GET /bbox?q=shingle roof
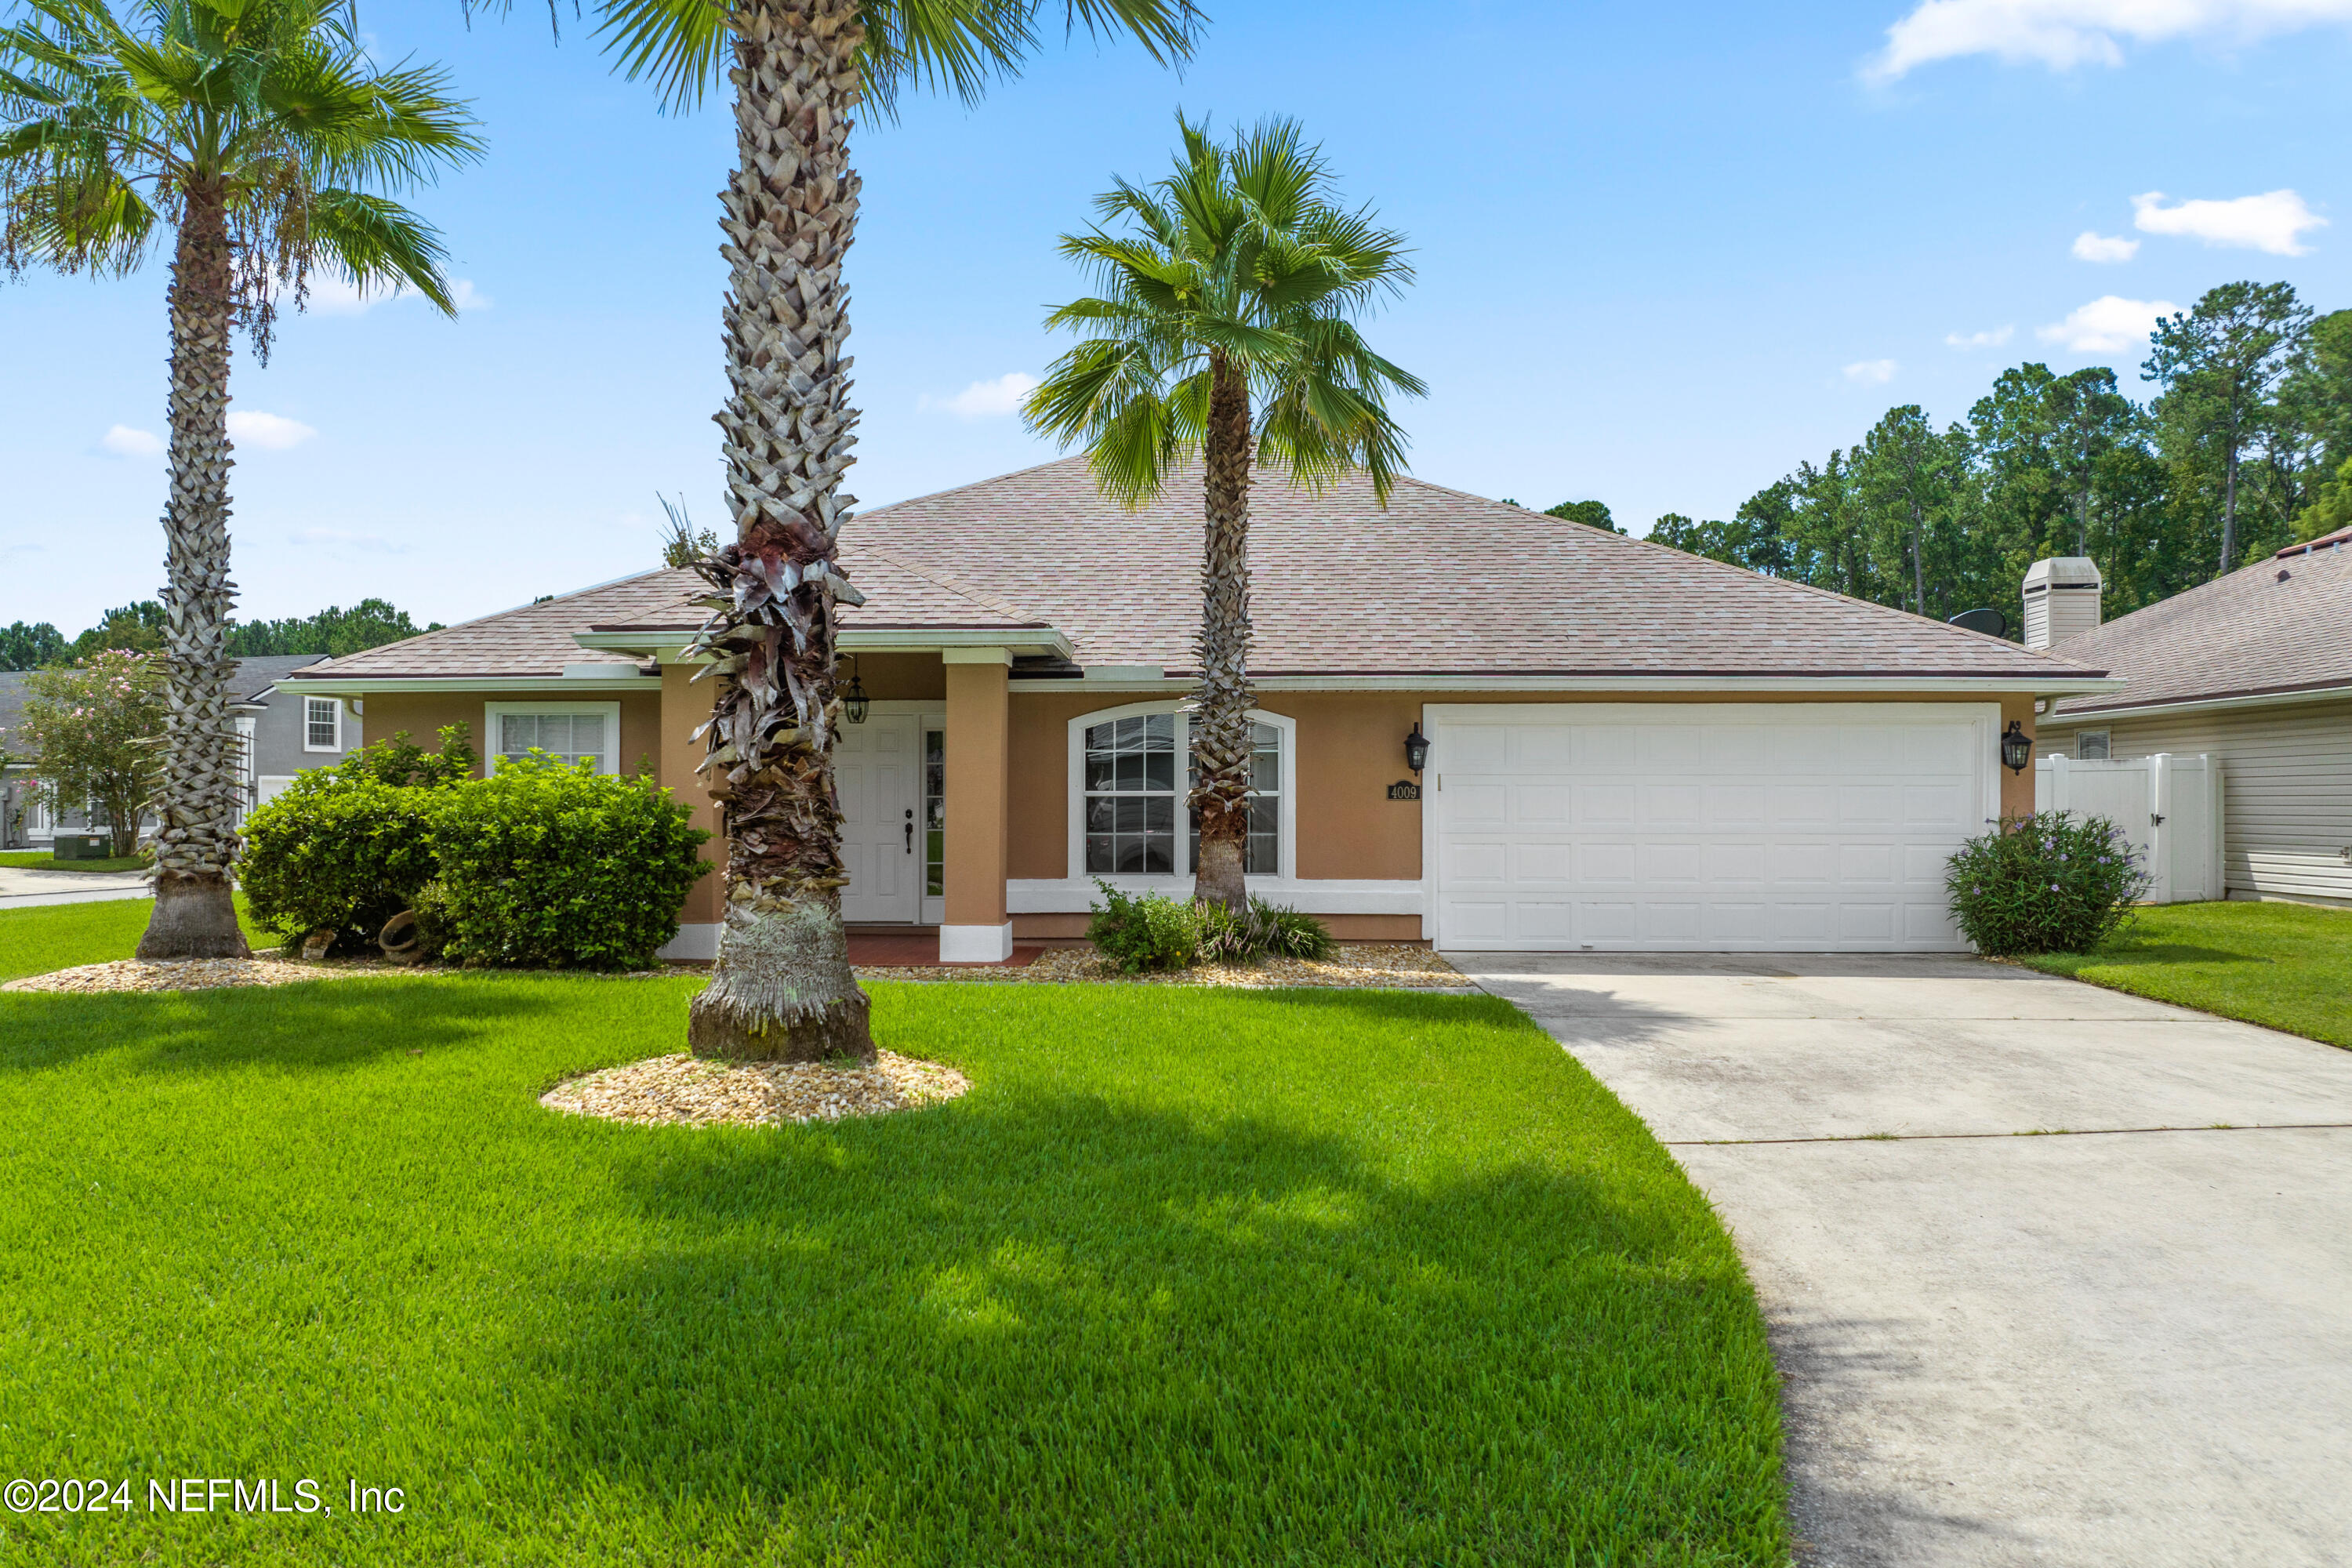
[232,655,332,702]
[296,457,2111,684]
[839,459,2103,679]
[2050,530,2352,717]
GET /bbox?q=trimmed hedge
[430,755,710,970]
[1946,811,2149,956]
[239,735,709,969]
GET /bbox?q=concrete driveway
[1457,952,2352,1568]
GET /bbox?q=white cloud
[1843,358,1899,384]
[920,371,1039,419]
[2037,294,2180,352]
[227,411,318,450]
[1867,0,2352,80]
[2073,230,2141,263]
[297,273,490,313]
[1944,325,2015,349]
[2130,188,2325,254]
[100,424,164,459]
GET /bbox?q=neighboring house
[0,655,358,849]
[232,654,364,809]
[280,459,2117,960]
[2033,526,2352,908]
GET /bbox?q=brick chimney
[2023,557,2102,649]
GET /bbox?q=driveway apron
[1459,952,2352,1568]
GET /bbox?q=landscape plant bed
[862,942,1470,989]
[2019,899,2352,1050]
[0,900,1788,1565]
[542,1049,969,1127]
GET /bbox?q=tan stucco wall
[361,690,666,778]
[1010,688,2043,883]
[658,666,726,927]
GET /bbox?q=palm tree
[2,0,481,958]
[593,0,1198,1062]
[1024,115,1423,913]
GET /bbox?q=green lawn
[2022,899,2352,1049]
[0,908,1787,1566]
[0,849,147,873]
[0,895,278,984]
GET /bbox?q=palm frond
[299,185,453,311]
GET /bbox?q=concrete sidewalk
[1458,952,2352,1568]
[0,865,152,908]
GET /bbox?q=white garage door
[1428,703,1998,952]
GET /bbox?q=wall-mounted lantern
[1999,719,2033,775]
[1403,721,1430,775]
[842,657,870,725]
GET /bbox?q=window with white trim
[303,696,340,752]
[1073,705,1290,880]
[2076,730,2110,760]
[1083,713,1178,874]
[495,710,609,771]
[1189,722,1282,875]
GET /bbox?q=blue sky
[6,0,2350,633]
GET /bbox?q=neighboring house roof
[2051,529,2352,718]
[233,654,334,702]
[291,457,2112,685]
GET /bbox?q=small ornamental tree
[1946,811,2151,956]
[13,651,167,856]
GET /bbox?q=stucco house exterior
[2032,526,2352,908]
[279,459,2117,960]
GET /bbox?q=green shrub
[1946,811,2149,956]
[237,728,477,949]
[1090,884,1338,971]
[1086,881,1202,972]
[238,773,443,947]
[1198,898,1335,963]
[429,754,710,970]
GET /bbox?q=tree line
[1642,282,2352,627]
[0,600,442,672]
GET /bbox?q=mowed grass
[2021,899,2352,1050]
[0,895,278,983]
[0,913,1788,1566]
[0,850,150,873]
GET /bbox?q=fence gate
[2034,753,2225,905]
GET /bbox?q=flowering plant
[1945,811,2149,956]
[13,652,166,856]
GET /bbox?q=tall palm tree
[593,0,1197,1062]
[1025,115,1422,913]
[1,0,481,958]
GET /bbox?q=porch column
[941,649,1012,962]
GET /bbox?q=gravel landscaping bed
[0,956,436,994]
[859,942,1469,989]
[541,1050,971,1128]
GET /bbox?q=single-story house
[2031,526,2352,908]
[279,459,2117,960]
[0,655,357,849]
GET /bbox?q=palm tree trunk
[1189,351,1254,916]
[138,183,251,960]
[684,0,873,1062]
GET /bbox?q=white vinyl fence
[2034,753,2225,905]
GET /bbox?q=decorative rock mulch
[855,942,1471,990]
[1,956,434,994]
[540,1051,970,1128]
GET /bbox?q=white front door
[1429,703,1996,952]
[837,713,920,924]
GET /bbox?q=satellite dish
[1947,607,2009,640]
